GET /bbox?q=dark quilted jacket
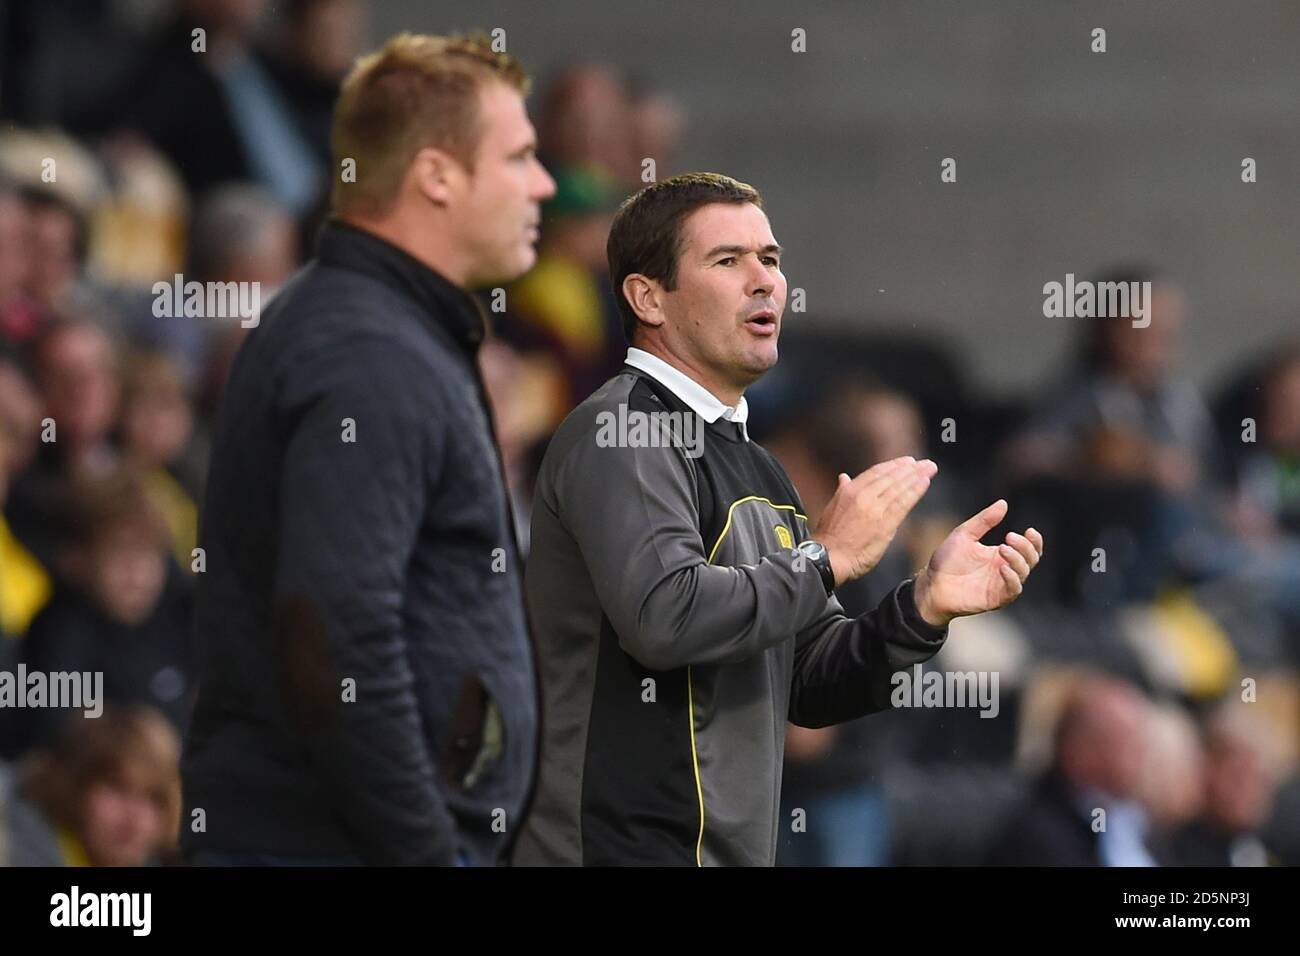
[181,220,537,866]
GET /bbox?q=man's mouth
[744,310,777,336]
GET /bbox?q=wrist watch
[795,540,836,596]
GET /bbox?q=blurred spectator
[1113,344,1300,676]
[0,347,51,642]
[1008,270,1209,491]
[1210,347,1300,652]
[537,67,684,190]
[502,165,625,413]
[1003,269,1218,605]
[1227,346,1300,538]
[1138,702,1206,864]
[0,757,61,865]
[6,318,121,572]
[0,129,195,368]
[133,182,296,380]
[262,0,369,166]
[537,65,633,183]
[1166,704,1281,865]
[89,134,190,293]
[15,705,181,866]
[478,338,566,554]
[22,189,88,318]
[188,183,298,298]
[0,1,160,130]
[26,319,118,475]
[0,183,38,344]
[93,0,324,215]
[118,350,201,570]
[260,0,368,242]
[174,184,297,472]
[0,129,119,345]
[13,470,194,756]
[625,78,686,187]
[0,345,52,760]
[990,675,1154,865]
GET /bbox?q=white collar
[624,347,749,441]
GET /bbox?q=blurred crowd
[0,0,1296,867]
[765,283,1300,866]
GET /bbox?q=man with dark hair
[514,172,1043,866]
[604,171,761,343]
[181,33,555,867]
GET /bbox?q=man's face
[656,201,786,393]
[456,82,556,288]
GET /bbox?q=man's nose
[533,160,557,200]
[747,260,774,297]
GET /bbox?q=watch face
[798,541,826,560]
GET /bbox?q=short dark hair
[607,172,763,342]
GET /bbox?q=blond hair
[332,32,530,216]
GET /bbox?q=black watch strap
[797,540,836,597]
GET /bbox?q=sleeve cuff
[898,577,949,641]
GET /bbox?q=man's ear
[409,146,466,207]
[623,274,666,330]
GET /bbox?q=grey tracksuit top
[513,357,951,866]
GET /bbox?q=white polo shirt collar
[624,347,749,441]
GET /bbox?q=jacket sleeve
[548,417,832,672]
[270,336,458,865]
[787,578,949,728]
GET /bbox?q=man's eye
[718,257,736,266]
[761,256,779,266]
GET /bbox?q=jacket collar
[314,218,486,354]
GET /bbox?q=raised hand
[813,456,938,587]
[912,499,1043,627]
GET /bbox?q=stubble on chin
[734,342,779,383]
